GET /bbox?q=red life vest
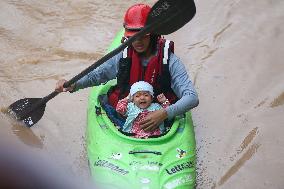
[108,37,178,108]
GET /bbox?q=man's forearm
[165,94,199,119]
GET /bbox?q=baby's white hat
[130,81,154,97]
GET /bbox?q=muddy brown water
[1,0,284,188]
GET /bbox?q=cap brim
[124,29,150,37]
[124,29,138,37]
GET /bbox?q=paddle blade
[147,0,196,35]
[8,98,46,127]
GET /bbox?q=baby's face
[132,91,153,109]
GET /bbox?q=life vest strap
[163,40,171,65]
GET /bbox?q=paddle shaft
[63,23,160,88]
[18,13,163,119]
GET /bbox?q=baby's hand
[157,93,167,103]
[123,93,131,102]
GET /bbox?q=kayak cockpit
[97,94,174,139]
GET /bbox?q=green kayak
[86,30,196,189]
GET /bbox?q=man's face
[131,34,151,53]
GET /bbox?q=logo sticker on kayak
[164,174,193,189]
[140,178,151,184]
[166,161,194,175]
[94,159,129,175]
[110,153,122,160]
[176,148,187,159]
[130,161,163,172]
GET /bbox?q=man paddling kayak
[56,3,199,132]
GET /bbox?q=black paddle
[8,0,196,127]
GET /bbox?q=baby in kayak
[116,81,170,138]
